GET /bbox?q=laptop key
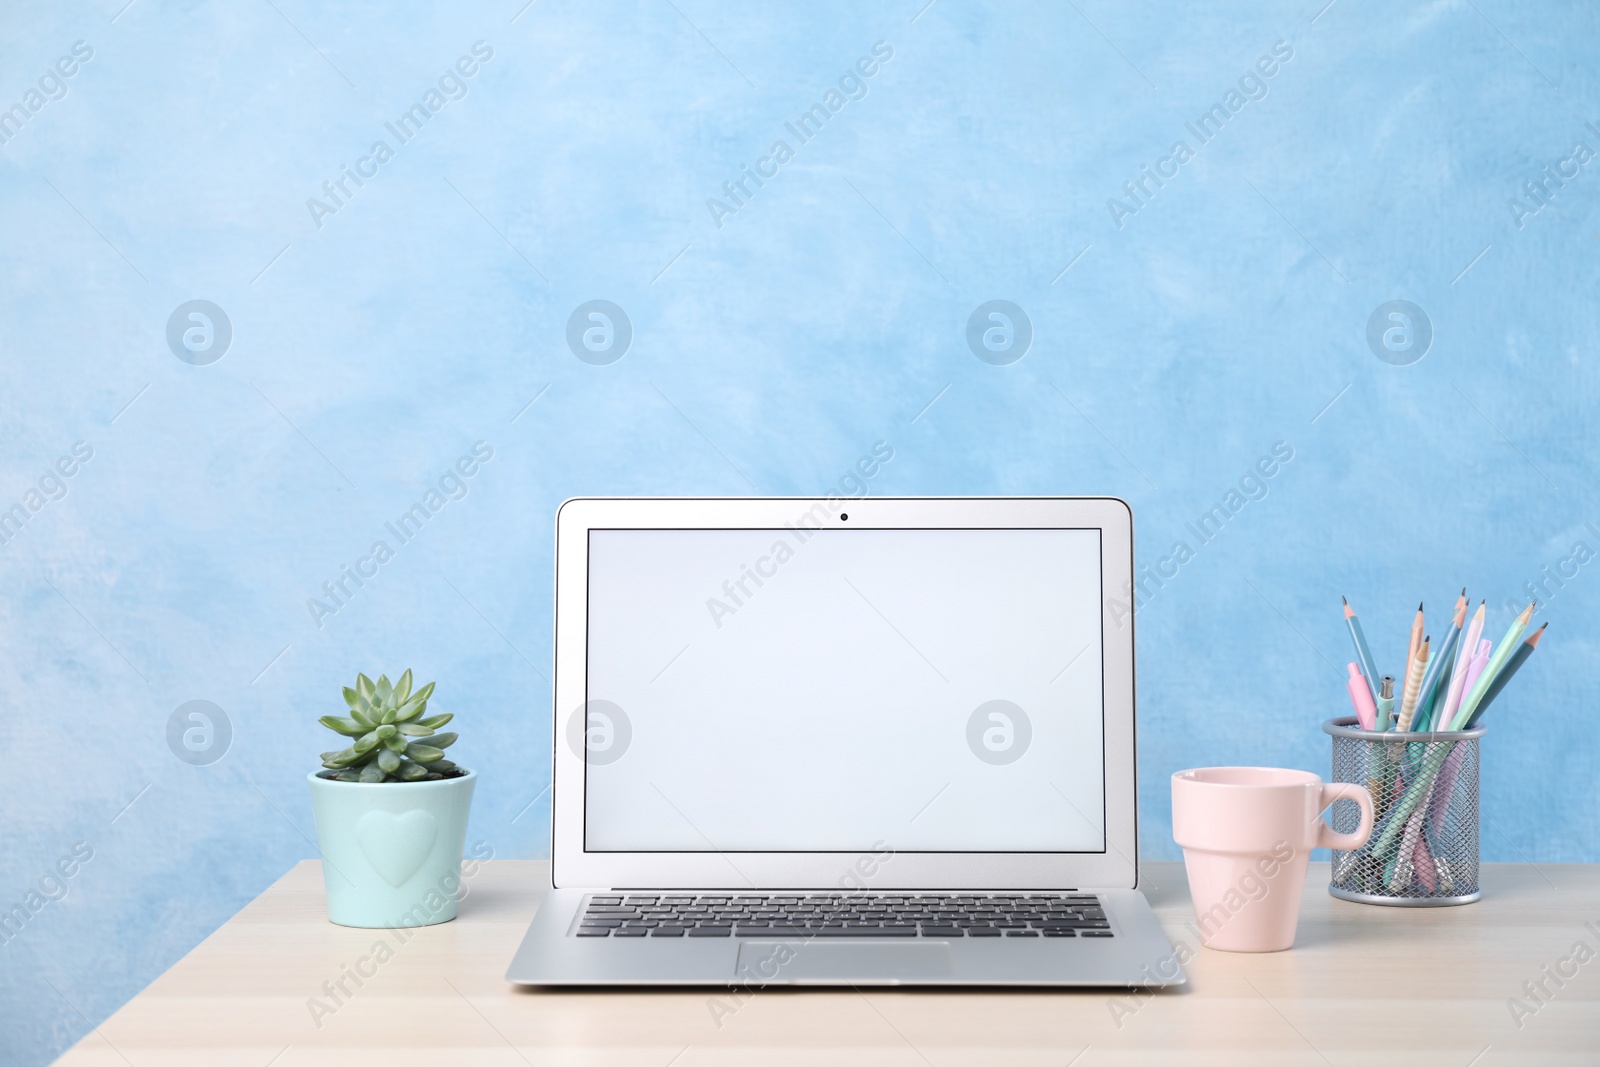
[807,926,918,937]
[1005,930,1040,937]
[967,928,1002,937]
[613,928,648,937]
[1081,930,1115,938]
[580,919,624,928]
[650,928,686,936]
[688,927,731,937]
[1042,929,1077,937]
[576,928,611,937]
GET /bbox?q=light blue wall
[3,0,1597,1062]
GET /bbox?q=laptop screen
[581,527,1106,854]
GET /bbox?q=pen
[1347,663,1378,731]
[1375,674,1395,731]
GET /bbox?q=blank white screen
[583,528,1106,853]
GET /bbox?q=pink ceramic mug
[1172,767,1373,952]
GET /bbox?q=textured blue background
[3,0,1598,1062]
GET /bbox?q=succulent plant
[318,670,461,783]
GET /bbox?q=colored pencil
[1405,602,1424,688]
[1342,597,1382,703]
[1436,601,1485,730]
[1451,602,1535,730]
[1464,620,1546,729]
[1418,592,1466,730]
[1395,636,1431,731]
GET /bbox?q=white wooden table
[57,860,1600,1065]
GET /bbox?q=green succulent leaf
[353,732,381,754]
[397,759,428,781]
[406,743,445,763]
[397,722,433,736]
[374,724,396,740]
[395,695,427,723]
[318,715,366,737]
[325,746,361,767]
[350,692,376,724]
[384,734,408,753]
[336,770,360,782]
[377,747,400,774]
[430,759,456,774]
[342,686,361,710]
[357,673,375,700]
[375,674,392,702]
[411,681,435,705]
[417,712,453,730]
[416,732,458,750]
[359,763,385,783]
[394,669,412,705]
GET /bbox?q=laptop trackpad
[736,941,953,981]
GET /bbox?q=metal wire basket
[1324,716,1484,906]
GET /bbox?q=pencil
[1405,601,1424,687]
[1463,616,1544,729]
[1451,601,1535,731]
[1436,601,1485,730]
[1395,636,1431,731]
[1342,597,1382,704]
[1418,591,1466,730]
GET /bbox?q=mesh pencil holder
[1323,716,1484,906]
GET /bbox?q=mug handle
[1316,782,1374,850]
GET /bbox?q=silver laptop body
[507,496,1184,987]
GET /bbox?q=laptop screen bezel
[550,496,1138,890]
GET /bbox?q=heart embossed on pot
[355,810,438,887]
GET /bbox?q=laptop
[507,496,1184,987]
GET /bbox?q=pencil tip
[1418,602,1424,611]
[1341,595,1348,605]
[1529,623,1548,646]
[1461,587,1467,596]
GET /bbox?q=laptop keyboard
[575,893,1111,938]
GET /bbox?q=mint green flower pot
[307,769,476,928]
